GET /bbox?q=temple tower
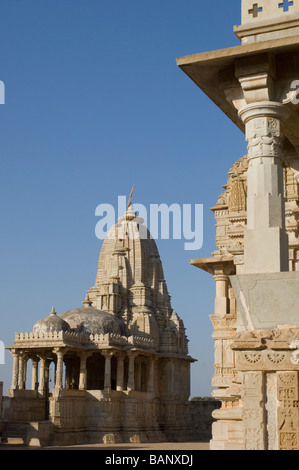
[5,204,195,446]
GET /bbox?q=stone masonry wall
[189,400,221,441]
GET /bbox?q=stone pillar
[11,350,19,390]
[38,356,46,394]
[243,371,266,450]
[31,357,39,390]
[18,354,25,389]
[64,358,72,389]
[102,351,113,391]
[127,352,135,392]
[116,353,125,391]
[238,102,290,273]
[54,349,64,389]
[277,371,299,451]
[45,359,50,393]
[79,353,89,391]
[148,357,155,393]
[214,274,229,316]
[135,359,142,391]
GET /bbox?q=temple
[4,204,195,446]
[178,0,299,451]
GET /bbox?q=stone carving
[228,180,246,212]
[244,352,262,364]
[242,372,265,450]
[277,372,299,450]
[291,341,299,365]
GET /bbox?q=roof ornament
[83,294,93,308]
[50,306,57,316]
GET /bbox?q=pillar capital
[53,347,65,358]
[238,101,291,126]
[213,274,230,283]
[101,349,115,359]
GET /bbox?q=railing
[13,331,155,350]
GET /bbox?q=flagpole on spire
[127,183,135,209]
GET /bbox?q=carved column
[79,352,89,391]
[54,349,64,389]
[38,356,46,394]
[135,358,142,391]
[214,274,229,316]
[147,357,156,393]
[127,352,136,392]
[238,102,290,273]
[31,357,39,390]
[102,350,113,391]
[11,350,19,390]
[243,371,266,450]
[18,353,25,390]
[116,353,125,391]
[45,359,50,393]
[277,371,299,450]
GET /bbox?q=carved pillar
[38,356,46,394]
[45,359,50,393]
[116,353,125,391]
[31,357,39,390]
[135,358,142,391]
[214,274,229,316]
[102,350,113,391]
[79,352,89,391]
[243,371,266,450]
[64,358,72,389]
[148,357,156,393]
[277,371,299,450]
[11,350,19,390]
[18,353,25,390]
[54,349,64,389]
[127,352,136,392]
[238,102,290,273]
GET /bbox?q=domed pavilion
[6,204,195,446]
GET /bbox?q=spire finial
[127,183,135,209]
[83,294,93,307]
[50,306,56,315]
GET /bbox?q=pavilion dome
[32,307,71,334]
[58,305,127,336]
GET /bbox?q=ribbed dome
[33,307,71,334]
[59,306,127,336]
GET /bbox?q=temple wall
[189,400,221,441]
[7,390,46,422]
[1,389,219,446]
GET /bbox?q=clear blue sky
[0,0,246,397]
